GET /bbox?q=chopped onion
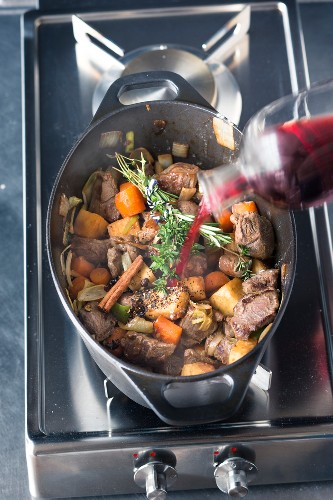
[82,171,98,208]
[59,193,70,217]
[65,250,73,288]
[99,130,122,148]
[157,153,173,168]
[191,302,213,331]
[206,332,224,357]
[213,117,235,151]
[121,251,132,271]
[119,317,154,334]
[77,284,106,302]
[172,142,189,158]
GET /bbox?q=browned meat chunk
[161,353,185,376]
[219,252,251,278]
[242,269,279,294]
[177,200,199,216]
[231,211,275,260]
[155,162,199,195]
[138,217,160,244]
[107,247,123,278]
[89,170,120,222]
[205,331,236,364]
[183,253,207,278]
[184,346,220,368]
[71,235,113,265]
[180,302,217,347]
[121,332,176,369]
[79,302,116,342]
[227,289,280,340]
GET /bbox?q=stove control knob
[214,457,257,498]
[134,461,177,500]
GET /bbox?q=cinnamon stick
[98,255,144,313]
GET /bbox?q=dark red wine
[248,115,333,209]
[176,199,210,277]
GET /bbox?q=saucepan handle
[91,70,215,124]
[122,361,258,426]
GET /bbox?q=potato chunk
[181,362,216,376]
[209,278,244,316]
[143,287,190,321]
[228,338,257,364]
[129,263,156,291]
[182,276,206,301]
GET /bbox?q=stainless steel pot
[47,71,296,426]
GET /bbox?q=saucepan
[47,71,296,426]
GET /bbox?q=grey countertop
[1,2,333,499]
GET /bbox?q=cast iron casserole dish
[47,71,296,426]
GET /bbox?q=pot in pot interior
[47,71,296,426]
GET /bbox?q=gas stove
[24,1,333,499]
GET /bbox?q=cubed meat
[205,331,236,364]
[242,269,279,294]
[107,247,123,278]
[71,235,113,265]
[79,302,116,342]
[227,288,280,340]
[177,200,199,216]
[230,211,275,260]
[183,253,207,278]
[155,162,199,195]
[121,331,176,369]
[138,217,160,244]
[89,170,120,222]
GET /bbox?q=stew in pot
[59,145,281,377]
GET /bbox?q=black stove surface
[24,1,333,498]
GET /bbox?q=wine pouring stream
[178,80,333,275]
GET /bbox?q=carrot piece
[218,208,234,232]
[232,201,258,214]
[115,183,146,217]
[69,275,86,300]
[73,208,109,238]
[71,255,95,278]
[90,267,112,285]
[204,271,230,295]
[119,182,133,192]
[154,315,183,345]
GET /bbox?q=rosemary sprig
[233,244,253,280]
[113,153,250,286]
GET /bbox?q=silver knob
[214,457,257,498]
[134,462,177,500]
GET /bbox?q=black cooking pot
[47,71,296,426]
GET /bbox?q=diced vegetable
[59,193,70,217]
[228,338,257,364]
[182,276,206,301]
[99,130,122,148]
[115,183,146,217]
[144,288,190,321]
[213,117,235,150]
[125,131,134,153]
[81,172,98,208]
[154,315,183,345]
[129,262,156,291]
[110,302,130,324]
[204,271,230,295]
[157,153,173,168]
[119,316,154,334]
[103,327,127,357]
[218,208,234,232]
[209,278,244,316]
[90,267,111,285]
[77,284,106,302]
[69,276,87,300]
[107,215,140,237]
[232,201,258,214]
[181,362,215,376]
[190,302,214,331]
[71,255,95,278]
[154,161,163,175]
[172,142,189,158]
[73,208,109,238]
[258,323,273,342]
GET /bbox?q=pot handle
[92,70,215,124]
[121,364,255,426]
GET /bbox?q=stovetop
[23,1,333,498]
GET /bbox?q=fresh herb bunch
[113,153,252,288]
[234,244,253,280]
